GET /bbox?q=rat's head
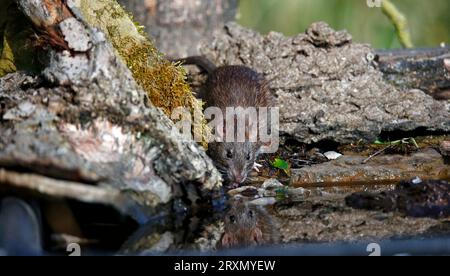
[208,141,260,188]
[221,200,263,248]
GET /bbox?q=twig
[381,0,414,48]
[362,145,393,164]
[0,168,125,209]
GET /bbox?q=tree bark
[376,47,450,100]
[197,22,450,144]
[119,1,449,100]
[0,0,222,224]
[118,0,238,57]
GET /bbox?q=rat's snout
[231,169,247,184]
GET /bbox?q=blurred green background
[237,0,450,48]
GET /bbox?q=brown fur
[205,66,274,187]
[204,65,273,110]
[174,56,274,187]
[221,200,279,248]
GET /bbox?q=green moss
[76,0,209,147]
[0,0,44,77]
[0,32,16,76]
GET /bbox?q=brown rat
[175,56,274,188]
[221,200,279,248]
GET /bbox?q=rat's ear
[259,139,273,148]
[221,233,236,248]
[259,138,279,154]
[250,227,263,245]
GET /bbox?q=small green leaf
[375,139,403,146]
[272,158,289,170]
[374,140,385,145]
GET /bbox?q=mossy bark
[72,0,205,138]
[1,0,222,223]
[1,0,207,146]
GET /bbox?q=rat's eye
[248,210,254,218]
[226,150,233,159]
[229,215,236,223]
[246,153,251,160]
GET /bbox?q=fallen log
[376,47,450,100]
[119,1,450,101]
[0,0,222,224]
[196,22,450,144]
